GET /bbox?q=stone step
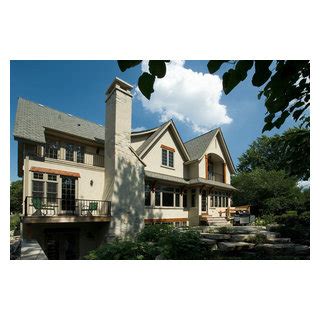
[267,238,291,244]
[201,233,231,240]
[218,241,255,252]
[255,243,310,255]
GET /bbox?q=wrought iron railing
[24,196,111,217]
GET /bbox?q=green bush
[10,214,20,233]
[85,226,211,260]
[136,224,173,242]
[253,233,268,244]
[274,211,310,245]
[85,239,158,260]
[158,229,210,260]
[253,214,276,226]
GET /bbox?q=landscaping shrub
[85,239,158,260]
[10,214,20,234]
[85,226,211,260]
[158,229,210,260]
[136,224,173,242]
[252,233,268,244]
[252,214,276,226]
[273,211,310,245]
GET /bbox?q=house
[13,77,236,259]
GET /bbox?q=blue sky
[10,60,297,181]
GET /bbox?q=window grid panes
[168,151,174,167]
[32,181,44,199]
[45,141,59,159]
[33,172,43,180]
[48,174,57,181]
[162,149,167,166]
[65,144,74,161]
[76,146,85,163]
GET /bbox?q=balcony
[23,196,111,223]
[208,172,224,183]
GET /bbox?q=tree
[238,127,310,180]
[10,180,23,214]
[232,169,305,215]
[117,60,310,132]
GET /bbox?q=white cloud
[135,60,232,133]
[132,126,146,132]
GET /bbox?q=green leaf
[235,60,254,81]
[138,72,155,100]
[262,121,275,132]
[207,60,228,74]
[274,111,290,129]
[222,69,242,95]
[149,60,168,78]
[252,60,273,87]
[117,60,142,72]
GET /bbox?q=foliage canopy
[117,60,310,132]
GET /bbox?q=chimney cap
[106,77,133,95]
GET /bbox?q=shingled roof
[14,98,106,144]
[184,129,218,161]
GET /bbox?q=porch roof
[188,178,237,191]
[145,170,189,185]
[144,170,237,191]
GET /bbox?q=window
[155,188,161,206]
[48,174,57,181]
[76,146,85,163]
[175,192,180,207]
[161,148,174,168]
[65,143,74,161]
[33,172,43,180]
[191,189,196,207]
[183,191,187,208]
[32,180,44,199]
[162,149,167,166]
[208,162,214,180]
[162,187,174,207]
[47,182,57,204]
[210,195,213,207]
[45,141,59,159]
[145,184,151,206]
[168,151,174,167]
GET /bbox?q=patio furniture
[81,202,98,216]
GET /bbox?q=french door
[61,177,76,213]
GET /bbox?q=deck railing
[24,196,111,217]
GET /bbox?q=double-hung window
[161,147,174,168]
[32,173,44,199]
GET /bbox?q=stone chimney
[104,78,145,238]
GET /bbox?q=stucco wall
[198,136,231,184]
[142,128,185,178]
[145,207,188,219]
[131,133,150,151]
[25,158,105,200]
